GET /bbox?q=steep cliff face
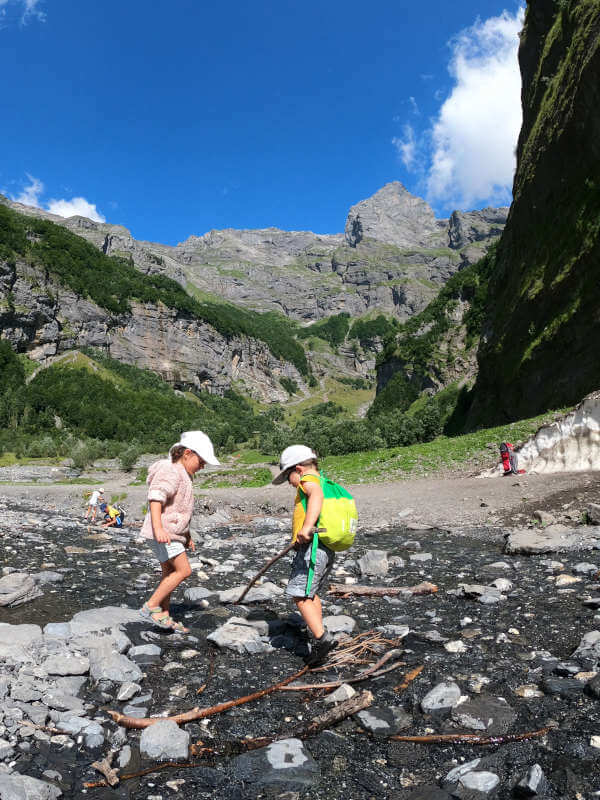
[467,0,600,423]
[0,256,303,403]
[2,184,506,324]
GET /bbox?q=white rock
[323,684,356,705]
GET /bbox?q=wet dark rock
[355,705,412,737]
[585,673,600,698]
[406,788,453,800]
[232,738,319,789]
[450,695,516,734]
[541,677,585,697]
[571,630,600,669]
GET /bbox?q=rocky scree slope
[466,0,600,425]
[3,182,507,324]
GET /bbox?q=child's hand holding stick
[234,527,326,605]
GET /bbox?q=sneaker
[307,632,338,666]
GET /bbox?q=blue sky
[2,0,523,244]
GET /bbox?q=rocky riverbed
[2,494,600,799]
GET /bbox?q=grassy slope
[321,407,568,484]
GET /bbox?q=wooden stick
[389,727,551,745]
[83,760,215,788]
[328,581,438,597]
[394,664,424,692]
[280,648,404,691]
[234,527,326,604]
[106,664,309,729]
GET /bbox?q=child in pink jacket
[140,431,219,632]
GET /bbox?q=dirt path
[2,469,599,530]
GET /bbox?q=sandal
[139,603,173,629]
[166,618,189,634]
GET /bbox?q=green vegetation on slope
[297,313,351,348]
[0,343,275,463]
[0,203,308,375]
[466,0,600,424]
[370,246,497,418]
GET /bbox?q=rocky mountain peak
[344,181,447,249]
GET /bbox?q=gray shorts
[286,542,335,599]
[150,539,186,563]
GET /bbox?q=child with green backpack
[273,445,358,665]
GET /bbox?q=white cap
[99,488,105,493]
[272,444,317,485]
[172,431,220,466]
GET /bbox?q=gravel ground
[2,472,600,799]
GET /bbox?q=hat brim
[271,467,291,485]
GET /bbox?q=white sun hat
[99,488,105,493]
[173,430,220,466]
[272,444,317,485]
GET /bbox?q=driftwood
[106,664,309,729]
[91,751,119,787]
[390,726,552,746]
[328,581,438,598]
[280,648,404,691]
[234,527,326,605]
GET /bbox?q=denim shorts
[150,539,186,563]
[286,541,335,599]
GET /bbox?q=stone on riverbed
[504,524,600,554]
[139,719,190,760]
[207,619,272,654]
[420,681,462,713]
[0,623,43,663]
[42,655,90,676]
[0,773,62,799]
[68,606,141,636]
[358,550,389,577]
[232,737,319,789]
[88,641,143,683]
[0,573,43,608]
[571,630,600,670]
[323,615,356,635]
[217,582,283,604]
[183,586,215,605]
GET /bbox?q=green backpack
[300,472,358,596]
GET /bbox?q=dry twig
[106,664,309,729]
[390,727,552,746]
[196,651,216,695]
[280,647,404,691]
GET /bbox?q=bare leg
[294,595,324,639]
[146,552,192,611]
[157,561,175,613]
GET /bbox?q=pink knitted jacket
[140,459,194,544]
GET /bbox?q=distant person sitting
[84,488,105,522]
[100,503,124,528]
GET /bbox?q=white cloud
[47,197,106,222]
[392,125,417,170]
[13,173,44,206]
[0,0,45,24]
[10,174,106,223]
[426,8,525,210]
